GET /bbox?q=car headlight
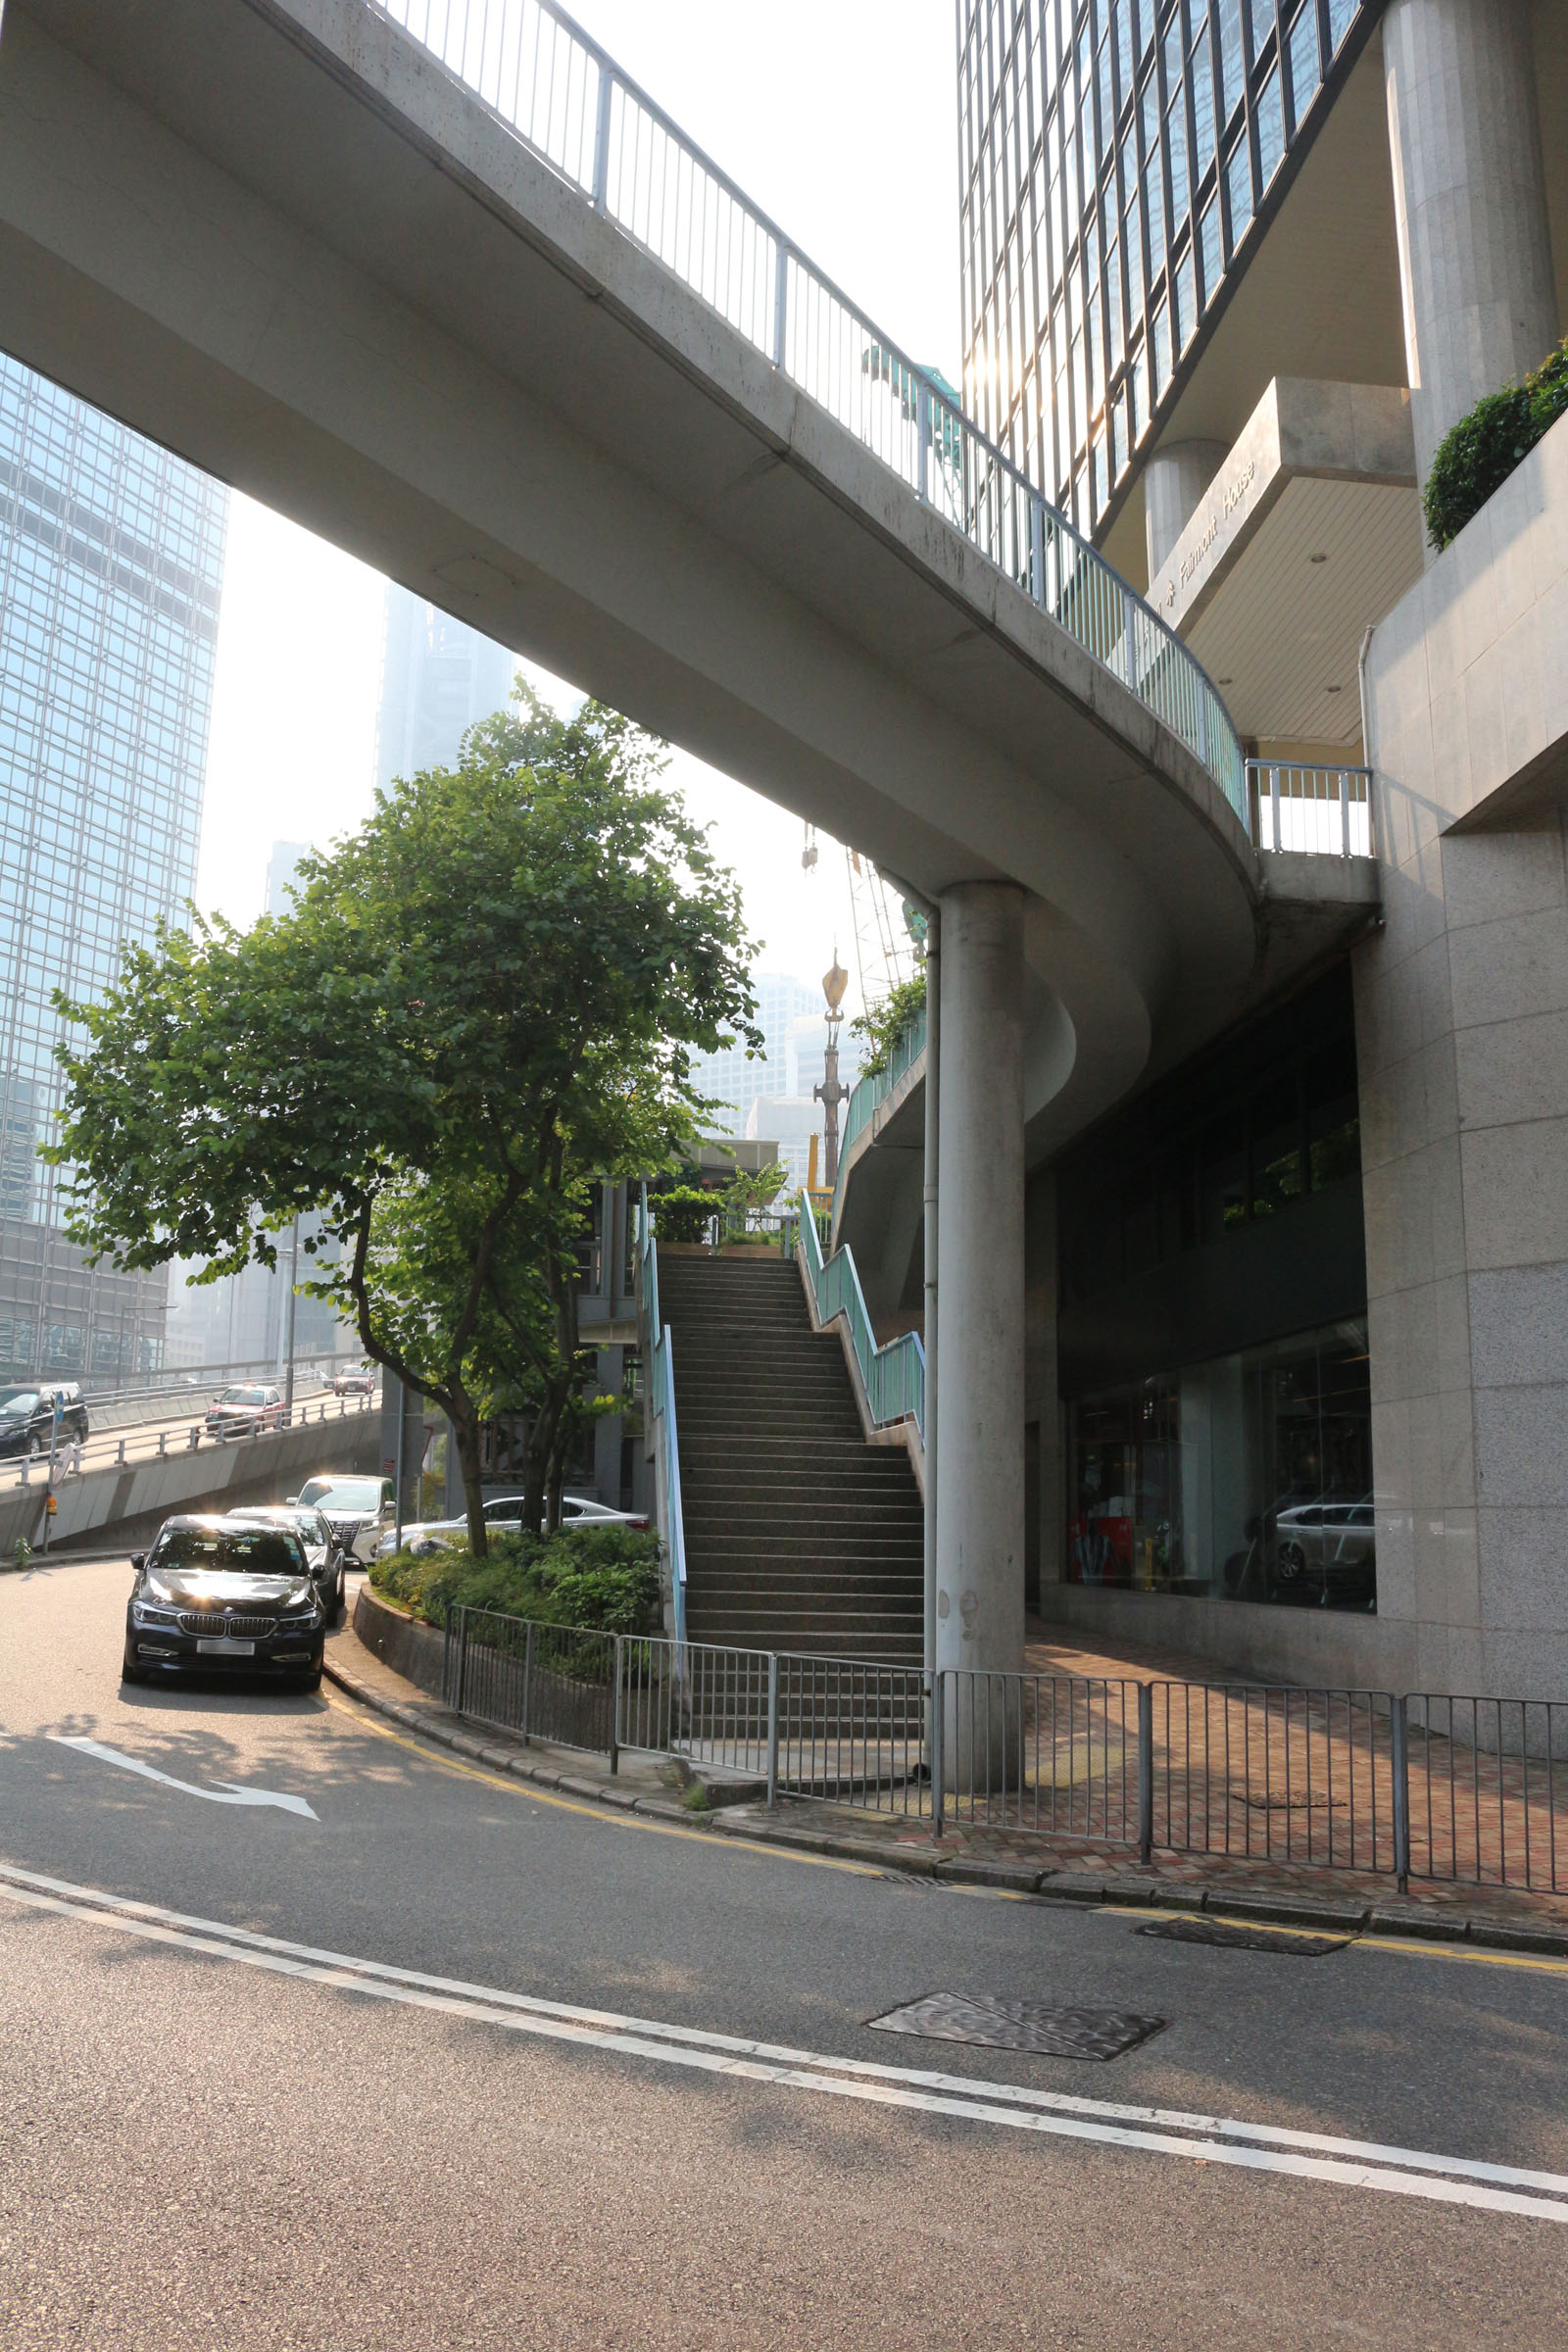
[131,1598,179,1628]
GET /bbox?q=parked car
[289,1473,395,1563]
[227,1503,347,1619]
[122,1514,326,1689]
[1271,1497,1377,1608]
[330,1365,376,1397]
[373,1492,650,1558]
[205,1383,284,1439]
[0,1382,89,1461]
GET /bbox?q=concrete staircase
[658,1251,924,1664]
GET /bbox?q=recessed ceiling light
[1310,552,1329,564]
[1218,675,1234,684]
[1326,683,1343,694]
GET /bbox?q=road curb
[320,1655,1568,1955]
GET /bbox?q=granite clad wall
[1358,408,1568,1697]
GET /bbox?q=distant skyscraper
[0,357,226,1382]
[689,971,826,1140]
[373,583,515,793]
[265,839,311,919]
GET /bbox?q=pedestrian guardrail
[366,0,1247,826]
[635,1185,689,1649]
[798,1186,924,1442]
[438,1602,1568,1896]
[1248,760,1373,858]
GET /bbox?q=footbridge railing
[368,0,1247,825]
[797,1187,924,1445]
[834,999,926,1234]
[635,1185,688,1649]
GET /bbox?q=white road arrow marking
[48,1736,318,1819]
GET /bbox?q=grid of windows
[0,357,226,1380]
[957,0,1372,542]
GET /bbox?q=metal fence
[798,1186,924,1441]
[437,1604,1568,1896]
[933,1673,1143,1844]
[1248,760,1373,858]
[839,1000,928,1172]
[366,0,1247,826]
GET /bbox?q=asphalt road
[3,1558,1566,2350]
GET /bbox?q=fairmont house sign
[1155,456,1256,618]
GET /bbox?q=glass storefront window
[1066,1320,1374,1611]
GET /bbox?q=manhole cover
[866,1991,1165,2060]
[1136,1916,1348,1957]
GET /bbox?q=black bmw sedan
[122,1516,327,1690]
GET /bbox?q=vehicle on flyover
[205,1382,285,1438]
[373,1492,650,1558]
[122,1514,327,1689]
[227,1502,348,1620]
[0,1382,90,1460]
[289,1473,395,1564]
[330,1364,376,1397]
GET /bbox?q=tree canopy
[49,689,759,1547]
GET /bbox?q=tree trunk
[449,1394,489,1557]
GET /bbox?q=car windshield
[298,1478,381,1512]
[232,1508,323,1541]
[151,1530,304,1575]
[0,1391,38,1413]
[219,1387,268,1404]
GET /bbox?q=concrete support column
[934,883,1026,1744]
[1384,0,1558,497]
[1144,440,1228,577]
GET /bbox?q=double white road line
[2,1857,1564,2224]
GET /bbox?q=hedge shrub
[1423,334,1568,554]
[370,1523,662,1632]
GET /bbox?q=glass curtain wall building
[957,0,1373,544]
[373,583,515,794]
[0,358,226,1383]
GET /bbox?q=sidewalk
[323,1611,1568,1955]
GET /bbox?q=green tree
[48,690,758,1551]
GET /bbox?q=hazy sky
[197,0,961,1017]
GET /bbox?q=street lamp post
[813,954,851,1189]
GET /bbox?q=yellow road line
[321,1690,879,1878]
[1103,1899,1568,1974]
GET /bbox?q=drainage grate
[1136,1916,1349,1957]
[866,1991,1165,2060]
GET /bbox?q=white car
[289,1473,395,1563]
[374,1493,650,1558]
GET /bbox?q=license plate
[197,1637,256,1656]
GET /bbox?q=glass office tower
[956,0,1374,541]
[0,357,226,1381]
[373,583,515,796]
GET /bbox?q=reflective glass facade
[0,358,225,1380]
[373,583,515,798]
[957,0,1374,540]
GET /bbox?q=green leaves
[1423,332,1568,553]
[50,681,759,1543]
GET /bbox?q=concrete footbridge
[0,0,1376,1673]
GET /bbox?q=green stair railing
[798,1188,924,1443]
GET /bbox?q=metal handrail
[1247,760,1374,858]
[635,1184,687,1649]
[366,0,1247,824]
[834,999,927,1229]
[798,1186,924,1443]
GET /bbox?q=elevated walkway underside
[0,0,1366,1169]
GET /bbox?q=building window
[1065,1322,1374,1609]
[1199,197,1223,305]
[1225,136,1253,249]
[1255,66,1285,183]
[1286,2,1320,127]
